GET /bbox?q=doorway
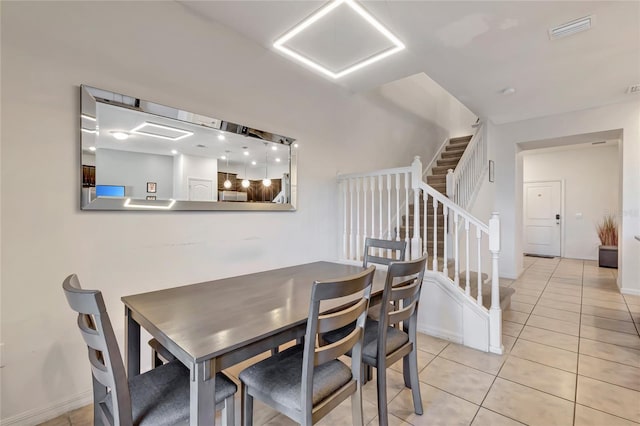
[188,177,214,201]
[523,181,562,257]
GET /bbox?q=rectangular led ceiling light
[124,198,177,210]
[549,16,593,40]
[130,122,193,141]
[273,0,405,79]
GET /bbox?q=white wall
[173,154,219,201]
[523,144,620,260]
[0,2,476,423]
[490,100,639,293]
[374,72,478,143]
[97,149,174,199]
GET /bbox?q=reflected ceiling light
[262,142,271,187]
[273,0,405,79]
[251,160,257,165]
[293,143,299,148]
[242,150,251,188]
[218,134,225,141]
[89,146,97,152]
[130,122,193,141]
[123,198,176,209]
[81,127,99,134]
[223,151,232,189]
[171,149,178,154]
[271,145,278,151]
[275,158,281,162]
[221,155,227,160]
[81,114,97,121]
[110,131,130,141]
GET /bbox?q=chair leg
[407,349,423,415]
[376,366,389,426]
[351,385,364,426]
[402,356,410,388]
[151,348,162,368]
[271,347,279,356]
[241,383,253,426]
[223,393,235,426]
[361,364,373,385]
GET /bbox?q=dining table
[121,261,387,426]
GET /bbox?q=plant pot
[598,245,618,268]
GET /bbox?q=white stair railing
[446,124,488,209]
[338,156,503,354]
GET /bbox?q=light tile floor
[41,257,640,426]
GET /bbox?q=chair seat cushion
[105,360,236,425]
[239,344,352,410]
[322,319,409,366]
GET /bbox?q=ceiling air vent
[627,84,640,94]
[548,16,592,40]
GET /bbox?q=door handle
[556,214,560,224]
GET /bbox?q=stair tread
[449,135,473,144]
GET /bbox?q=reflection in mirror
[80,85,297,211]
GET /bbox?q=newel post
[489,212,503,354]
[410,156,422,259]
[446,169,454,199]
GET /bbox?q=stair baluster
[465,218,470,296]
[454,212,460,286]
[476,227,483,306]
[443,206,449,277]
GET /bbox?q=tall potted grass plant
[597,215,618,268]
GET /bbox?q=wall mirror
[80,85,297,211]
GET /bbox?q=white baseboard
[418,324,463,344]
[621,287,640,296]
[1,390,92,426]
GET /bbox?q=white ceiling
[90,102,290,170]
[180,1,640,124]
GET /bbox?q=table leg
[125,306,140,377]
[190,359,217,426]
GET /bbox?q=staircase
[398,136,514,311]
[426,135,472,194]
[337,126,510,354]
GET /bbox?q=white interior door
[524,181,561,257]
[188,177,214,201]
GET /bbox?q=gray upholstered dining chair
[362,237,407,268]
[62,274,237,426]
[239,266,376,426]
[322,254,428,426]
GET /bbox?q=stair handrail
[423,136,450,178]
[337,165,412,180]
[338,156,503,354]
[446,124,488,208]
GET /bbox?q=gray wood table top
[122,261,386,364]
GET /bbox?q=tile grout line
[473,257,562,425]
[572,260,585,426]
[620,293,640,338]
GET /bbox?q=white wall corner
[621,287,640,297]
[1,390,92,426]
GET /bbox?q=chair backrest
[377,255,428,350]
[301,265,376,422]
[62,274,132,425]
[363,238,407,268]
